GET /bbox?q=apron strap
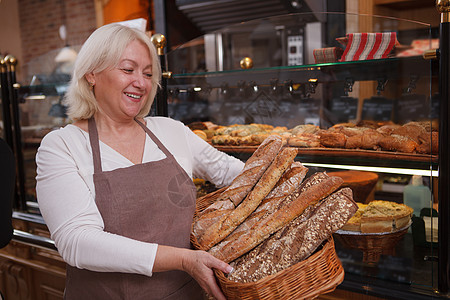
[134,118,174,159]
[88,117,103,174]
[88,117,174,174]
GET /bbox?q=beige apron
[64,118,204,300]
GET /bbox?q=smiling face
[86,40,153,121]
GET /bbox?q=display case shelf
[214,145,438,171]
[164,11,446,298]
[171,56,437,87]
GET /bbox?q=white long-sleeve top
[36,116,244,277]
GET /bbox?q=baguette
[197,147,298,250]
[216,135,284,207]
[192,204,233,239]
[193,135,283,235]
[228,188,357,283]
[208,172,332,257]
[210,173,344,262]
[211,161,308,250]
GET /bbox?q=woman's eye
[122,68,133,73]
[144,73,152,79]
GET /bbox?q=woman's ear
[85,73,95,86]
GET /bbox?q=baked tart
[341,203,367,232]
[342,200,413,233]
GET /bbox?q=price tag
[395,94,429,123]
[329,96,358,123]
[361,96,394,121]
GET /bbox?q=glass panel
[166,12,438,294]
[16,46,77,211]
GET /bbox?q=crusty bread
[216,135,284,206]
[228,187,357,283]
[344,128,384,150]
[379,134,418,153]
[209,173,344,262]
[319,131,347,148]
[287,133,321,148]
[197,147,298,250]
[391,122,427,144]
[333,126,367,137]
[192,208,233,239]
[211,161,309,251]
[416,131,439,155]
[376,124,401,135]
[290,124,320,135]
[360,129,384,150]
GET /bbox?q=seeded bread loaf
[228,187,357,283]
[209,173,344,262]
[209,161,308,252]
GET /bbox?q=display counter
[1,6,450,300]
[163,10,449,299]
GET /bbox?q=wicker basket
[192,188,345,299]
[334,226,409,264]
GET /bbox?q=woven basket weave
[192,187,345,300]
[334,226,409,263]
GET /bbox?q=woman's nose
[132,74,146,88]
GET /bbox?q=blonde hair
[64,23,161,121]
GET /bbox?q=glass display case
[164,12,448,298]
[1,47,75,213]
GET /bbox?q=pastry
[341,200,413,233]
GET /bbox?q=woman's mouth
[125,92,142,102]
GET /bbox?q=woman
[36,23,244,300]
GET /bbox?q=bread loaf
[287,133,321,148]
[209,173,344,262]
[391,122,427,144]
[379,134,418,153]
[208,172,332,259]
[228,188,357,283]
[192,203,233,239]
[197,147,298,250]
[194,135,284,237]
[416,131,439,154]
[210,162,308,251]
[216,135,284,206]
[319,131,347,148]
[209,172,328,257]
[360,129,384,149]
[344,128,383,150]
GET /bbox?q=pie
[341,203,367,232]
[342,200,413,233]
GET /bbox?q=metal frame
[437,0,450,293]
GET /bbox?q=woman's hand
[154,245,232,300]
[181,249,232,300]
